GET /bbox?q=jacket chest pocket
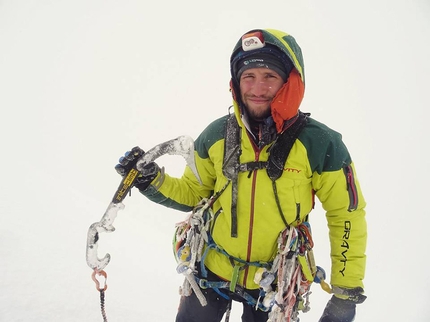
[274,174,313,224]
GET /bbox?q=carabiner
[92,269,108,291]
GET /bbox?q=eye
[240,73,255,80]
[266,73,280,79]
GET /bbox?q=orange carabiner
[92,269,108,291]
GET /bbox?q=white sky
[1,0,430,321]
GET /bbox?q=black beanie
[236,51,292,82]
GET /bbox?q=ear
[271,69,305,133]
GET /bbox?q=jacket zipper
[242,147,260,287]
[344,165,358,211]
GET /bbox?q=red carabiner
[92,269,108,291]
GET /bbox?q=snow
[1,0,430,321]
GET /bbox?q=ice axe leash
[85,135,201,321]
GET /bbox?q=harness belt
[196,276,270,312]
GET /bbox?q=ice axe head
[136,135,202,185]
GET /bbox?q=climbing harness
[173,181,332,321]
[174,197,331,322]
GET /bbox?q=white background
[1,0,429,321]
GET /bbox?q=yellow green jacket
[142,29,367,291]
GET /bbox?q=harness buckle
[198,278,209,289]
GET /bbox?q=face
[239,68,285,121]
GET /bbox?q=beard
[241,94,272,121]
[246,107,271,121]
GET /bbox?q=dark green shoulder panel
[194,115,228,159]
[298,117,352,174]
[142,187,194,212]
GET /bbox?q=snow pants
[175,286,268,322]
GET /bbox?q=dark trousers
[175,287,269,322]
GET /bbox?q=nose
[251,80,270,96]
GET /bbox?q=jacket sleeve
[312,160,367,290]
[140,151,215,212]
[139,117,226,212]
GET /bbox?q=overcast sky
[1,1,430,321]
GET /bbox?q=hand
[115,146,160,191]
[319,296,356,322]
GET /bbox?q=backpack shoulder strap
[222,113,241,180]
[267,112,309,181]
[222,113,241,237]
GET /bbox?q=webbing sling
[222,112,309,237]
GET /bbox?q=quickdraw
[173,189,229,306]
[255,223,319,322]
[174,181,232,307]
[174,198,214,306]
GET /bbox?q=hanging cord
[92,269,108,322]
[99,289,108,322]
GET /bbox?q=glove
[319,296,356,322]
[115,146,160,191]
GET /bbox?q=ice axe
[86,135,201,271]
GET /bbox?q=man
[116,29,367,322]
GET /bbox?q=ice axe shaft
[136,135,201,183]
[86,135,200,270]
